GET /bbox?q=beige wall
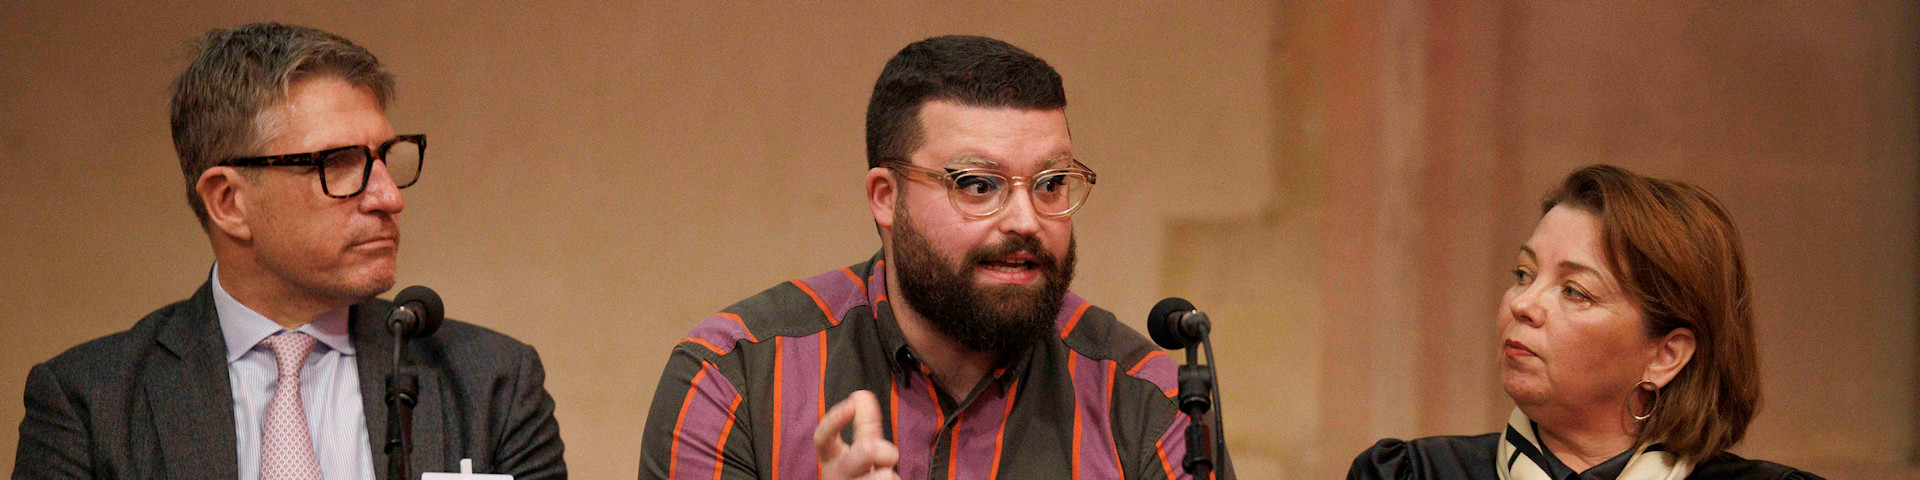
[1,1,1914,479]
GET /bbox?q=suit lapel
[354,300,448,479]
[145,282,241,479]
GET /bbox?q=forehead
[1527,205,1614,274]
[912,100,1071,171]
[256,76,394,156]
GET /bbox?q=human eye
[1561,283,1594,304]
[319,148,368,184]
[323,148,366,170]
[952,172,1004,197]
[1034,173,1068,193]
[1511,267,1533,285]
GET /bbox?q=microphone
[1148,297,1210,349]
[384,285,442,480]
[1147,297,1234,478]
[387,285,444,339]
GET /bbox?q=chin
[1502,374,1550,407]
[341,266,397,300]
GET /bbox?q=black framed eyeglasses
[219,134,426,198]
[882,157,1097,219]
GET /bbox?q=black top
[1347,434,1825,480]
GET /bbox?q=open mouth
[975,251,1044,285]
[979,256,1039,273]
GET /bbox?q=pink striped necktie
[260,332,324,480]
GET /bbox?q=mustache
[964,234,1055,267]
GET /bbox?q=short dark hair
[864,35,1066,169]
[1544,164,1759,464]
[171,22,394,226]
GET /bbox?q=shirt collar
[212,263,355,363]
[1530,420,1646,480]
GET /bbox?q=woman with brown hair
[1348,165,1821,479]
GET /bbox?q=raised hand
[814,390,900,480]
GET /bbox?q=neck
[884,258,996,400]
[215,260,345,330]
[1529,405,1639,472]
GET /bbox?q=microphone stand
[385,323,418,480]
[1177,337,1215,478]
[1178,328,1232,479]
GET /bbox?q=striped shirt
[640,252,1197,480]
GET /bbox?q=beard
[890,202,1076,357]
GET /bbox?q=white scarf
[1495,409,1693,480]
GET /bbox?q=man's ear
[196,167,253,241]
[1645,327,1696,388]
[867,167,897,229]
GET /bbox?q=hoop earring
[1628,380,1660,422]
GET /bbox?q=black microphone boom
[1149,297,1210,349]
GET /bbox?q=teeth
[982,262,1031,272]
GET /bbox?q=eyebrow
[1519,245,1604,278]
[947,156,1001,169]
[945,154,1075,171]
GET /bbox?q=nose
[1507,282,1545,327]
[358,159,406,215]
[995,181,1044,237]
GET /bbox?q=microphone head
[393,285,444,338]
[1148,297,1197,349]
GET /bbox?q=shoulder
[681,263,876,359]
[425,318,540,358]
[1688,452,1825,480]
[1058,299,1173,393]
[1348,434,1501,480]
[37,294,202,378]
[354,297,544,370]
[1057,299,1155,362]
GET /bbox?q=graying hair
[171,22,394,226]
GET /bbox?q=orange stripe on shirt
[682,337,724,356]
[711,393,744,480]
[1128,350,1168,376]
[1058,302,1094,339]
[1069,355,1082,478]
[925,377,944,419]
[715,312,758,342]
[789,279,839,325]
[947,408,964,480]
[1106,360,1123,475]
[1155,438,1178,479]
[771,337,784,480]
[840,267,867,298]
[889,371,901,442]
[817,331,828,477]
[668,368,711,479]
[988,379,1020,480]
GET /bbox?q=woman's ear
[867,167,898,229]
[1646,327,1697,387]
[196,167,253,241]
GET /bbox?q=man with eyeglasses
[14,23,564,479]
[641,35,1196,480]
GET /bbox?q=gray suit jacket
[13,282,566,479]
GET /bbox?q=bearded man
[638,35,1195,480]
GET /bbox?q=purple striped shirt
[640,252,1199,480]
